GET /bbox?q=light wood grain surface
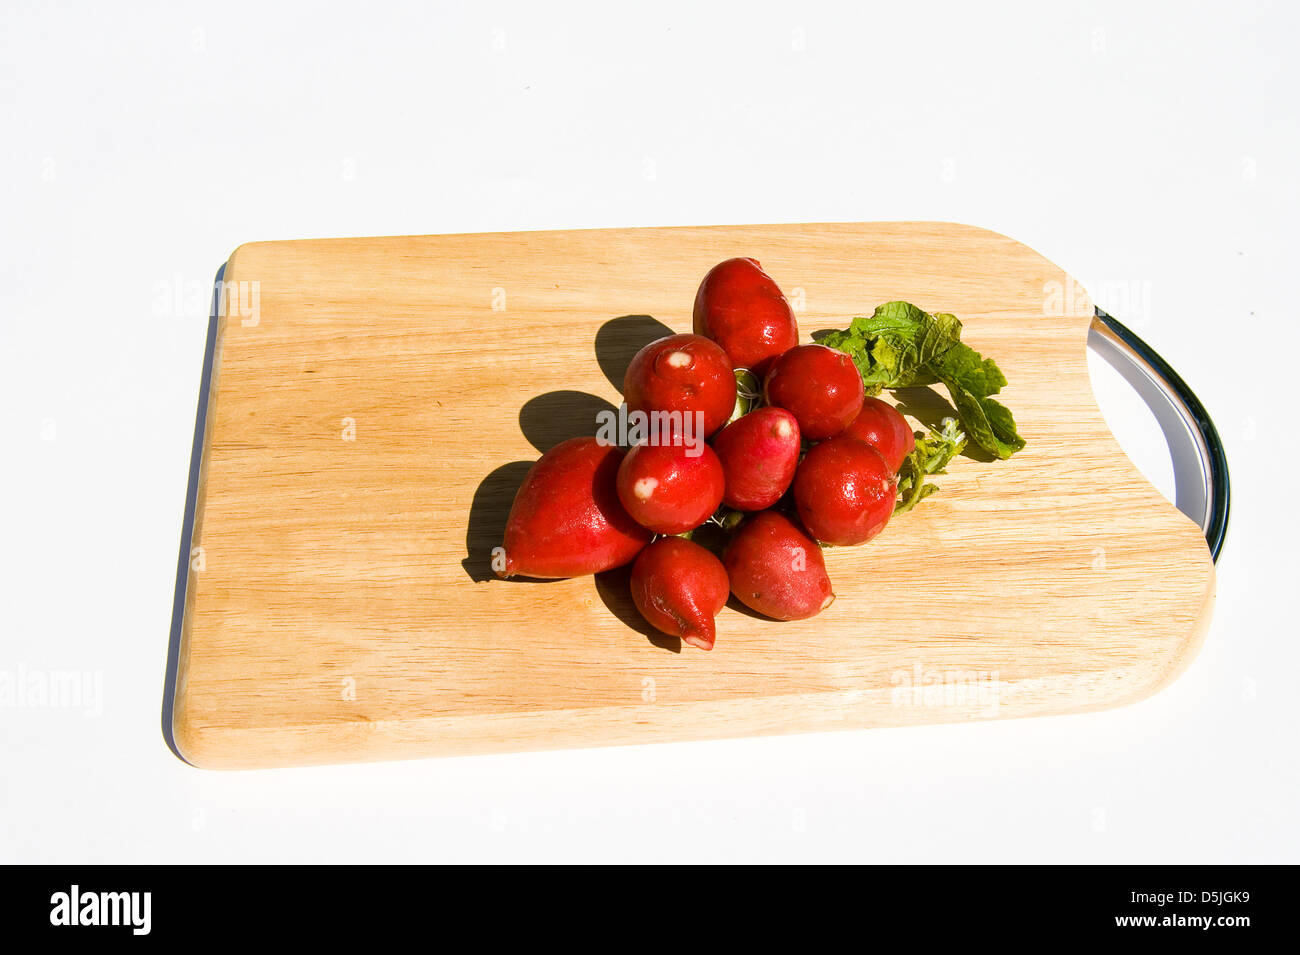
[171,222,1215,769]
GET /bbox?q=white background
[2,0,1297,863]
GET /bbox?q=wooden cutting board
[171,222,1215,769]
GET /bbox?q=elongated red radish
[692,258,799,377]
[723,511,835,621]
[793,437,897,546]
[630,537,730,650]
[496,437,651,579]
[710,407,801,511]
[763,344,864,440]
[623,334,736,439]
[841,397,915,472]
[616,441,725,535]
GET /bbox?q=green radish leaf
[822,301,1025,459]
[895,418,967,515]
[727,368,763,424]
[938,379,1025,460]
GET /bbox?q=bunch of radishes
[496,258,916,650]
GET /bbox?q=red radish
[723,511,835,621]
[793,437,897,546]
[710,407,801,511]
[759,343,863,441]
[630,537,730,650]
[496,437,651,579]
[623,334,736,438]
[693,258,799,377]
[763,344,864,440]
[842,396,916,472]
[616,441,725,535]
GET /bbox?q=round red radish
[623,334,736,439]
[496,437,651,579]
[616,441,725,535]
[793,437,897,546]
[710,407,801,511]
[841,396,916,472]
[763,344,864,440]
[723,511,835,621]
[692,258,800,377]
[630,537,730,650]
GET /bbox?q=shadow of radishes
[462,460,537,583]
[595,314,675,392]
[594,564,682,653]
[518,390,619,454]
